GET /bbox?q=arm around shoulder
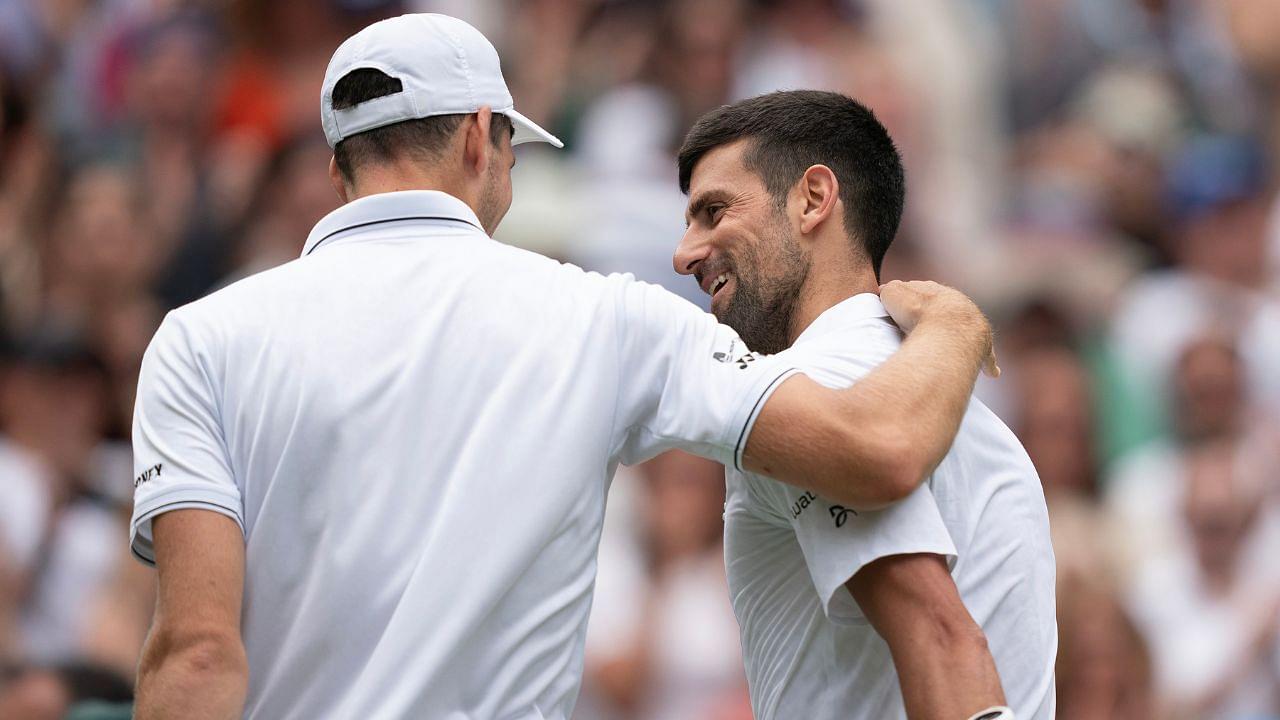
[742,281,996,509]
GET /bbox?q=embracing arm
[135,510,248,720]
[847,553,1005,720]
[743,281,997,509]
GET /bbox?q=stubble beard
[718,217,809,356]
[476,157,509,234]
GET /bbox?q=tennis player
[129,16,998,720]
[674,90,1056,720]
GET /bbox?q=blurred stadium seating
[1,1,1278,718]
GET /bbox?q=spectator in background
[1128,435,1280,719]
[223,133,340,282]
[0,327,125,666]
[0,662,132,720]
[579,451,749,720]
[569,0,747,303]
[41,164,161,329]
[1110,135,1280,428]
[1014,345,1099,500]
[1,0,1280,716]
[0,60,53,333]
[1055,572,1155,720]
[117,13,234,308]
[1106,334,1250,571]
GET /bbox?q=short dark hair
[331,68,512,182]
[677,90,905,278]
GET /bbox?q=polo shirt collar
[793,292,891,348]
[302,190,486,257]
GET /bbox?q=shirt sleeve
[129,313,244,566]
[611,275,798,468]
[754,475,958,625]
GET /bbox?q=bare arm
[847,553,1005,719]
[743,281,996,509]
[136,510,247,720]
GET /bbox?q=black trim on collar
[306,215,483,256]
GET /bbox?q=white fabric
[129,190,796,720]
[320,13,562,148]
[724,294,1058,720]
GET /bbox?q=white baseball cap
[320,13,563,150]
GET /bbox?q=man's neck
[786,268,880,347]
[350,162,469,207]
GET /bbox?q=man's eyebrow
[685,190,730,226]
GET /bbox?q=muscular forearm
[848,554,1005,720]
[135,631,248,720]
[883,617,1005,720]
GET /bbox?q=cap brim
[504,108,563,149]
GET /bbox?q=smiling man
[125,17,1006,720]
[674,90,1058,720]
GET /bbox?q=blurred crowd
[0,0,1278,718]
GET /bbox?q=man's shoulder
[154,261,322,362]
[782,317,902,387]
[174,260,307,320]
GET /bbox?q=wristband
[967,707,1014,720]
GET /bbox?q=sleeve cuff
[130,485,245,566]
[731,366,801,472]
[819,546,959,626]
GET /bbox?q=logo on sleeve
[710,330,763,369]
[134,463,163,488]
[712,337,742,364]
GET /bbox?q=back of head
[677,90,905,278]
[320,13,561,186]
[329,68,510,184]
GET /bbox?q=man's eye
[706,205,724,223]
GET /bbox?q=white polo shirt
[129,190,797,720]
[724,294,1058,720]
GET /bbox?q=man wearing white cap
[128,14,997,720]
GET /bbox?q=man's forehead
[688,139,751,191]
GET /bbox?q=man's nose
[673,228,710,276]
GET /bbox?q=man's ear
[463,106,494,177]
[796,164,839,235]
[329,156,350,203]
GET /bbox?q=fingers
[879,279,1001,379]
[878,279,931,332]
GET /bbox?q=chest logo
[790,491,817,520]
[829,505,856,527]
